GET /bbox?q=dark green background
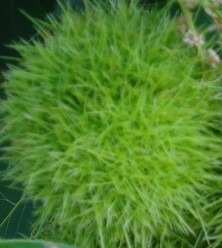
[0,0,56,239]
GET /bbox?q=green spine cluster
[1,1,222,247]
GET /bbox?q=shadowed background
[0,0,56,238]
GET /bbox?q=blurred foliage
[0,239,76,248]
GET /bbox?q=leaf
[0,239,76,248]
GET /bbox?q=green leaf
[0,239,76,248]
